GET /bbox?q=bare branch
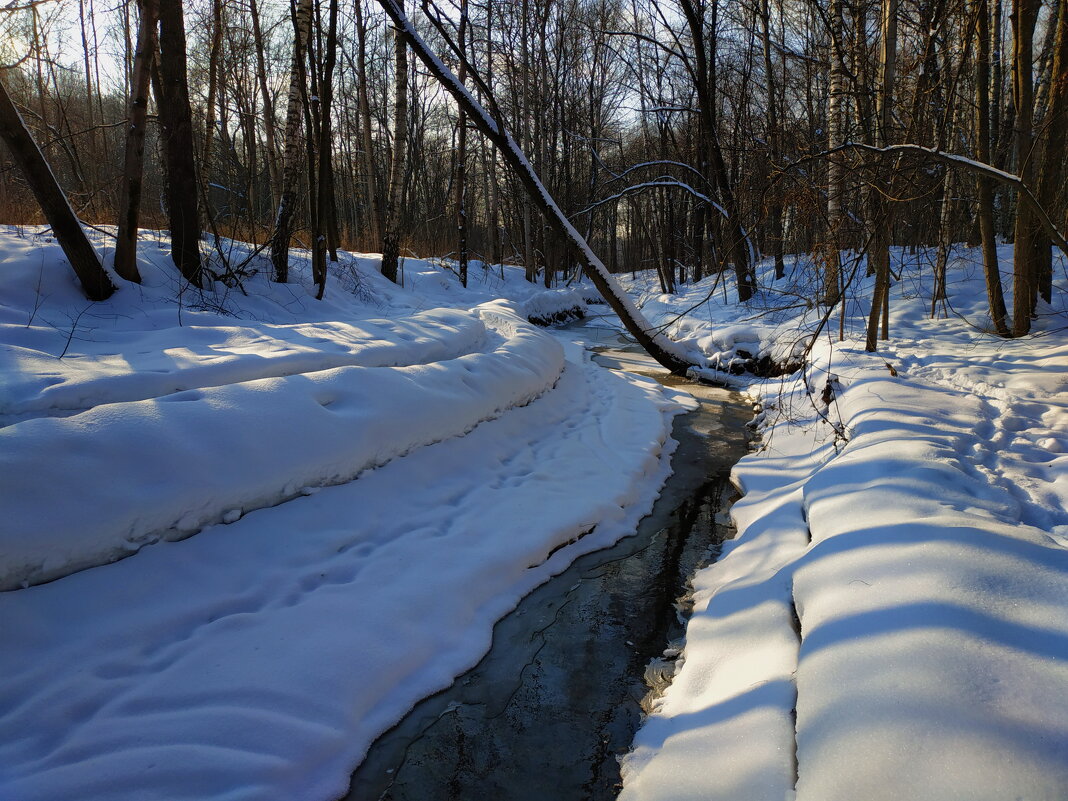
[573,179,728,220]
[783,143,1068,259]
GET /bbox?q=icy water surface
[344,319,752,801]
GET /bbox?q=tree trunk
[760,0,785,280]
[312,0,340,297]
[156,0,203,287]
[865,0,897,351]
[825,0,846,305]
[1011,0,1040,335]
[0,77,114,300]
[455,0,469,287]
[523,199,534,282]
[679,0,755,302]
[77,0,99,219]
[930,168,955,317]
[301,0,322,297]
[381,0,409,284]
[974,0,1010,334]
[1035,0,1068,303]
[114,0,158,283]
[201,0,224,177]
[354,0,383,245]
[484,2,501,272]
[269,0,314,284]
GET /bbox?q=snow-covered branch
[790,143,1068,259]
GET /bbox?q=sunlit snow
[1,227,1066,801]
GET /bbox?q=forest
[1,0,1065,342]
[1,0,1068,799]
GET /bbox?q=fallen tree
[373,0,699,374]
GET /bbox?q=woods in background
[0,0,1065,339]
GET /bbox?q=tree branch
[373,0,697,373]
[782,142,1068,259]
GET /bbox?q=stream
[343,317,753,801]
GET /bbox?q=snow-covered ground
[2,226,1067,801]
[0,228,690,800]
[619,247,1068,800]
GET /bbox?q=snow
[1,300,566,590]
[0,227,690,799]
[619,244,1068,800]
[3,222,1068,801]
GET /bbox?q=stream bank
[343,322,753,801]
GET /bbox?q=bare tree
[249,0,280,207]
[380,0,409,284]
[865,0,897,351]
[972,0,1010,334]
[677,0,755,302]
[759,0,784,280]
[824,0,846,306]
[114,0,158,283]
[269,0,313,284]
[0,0,1061,337]
[455,0,469,287]
[156,0,203,287]
[354,0,383,245]
[1034,0,1068,304]
[1010,0,1040,335]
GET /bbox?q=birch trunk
[269,0,314,284]
[1035,0,1067,303]
[825,0,846,306]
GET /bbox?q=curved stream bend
[344,322,753,801]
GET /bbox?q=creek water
[343,317,752,801]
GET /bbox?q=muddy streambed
[344,320,753,801]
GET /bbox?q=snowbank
[0,308,487,423]
[0,359,688,801]
[621,245,1068,801]
[0,227,692,800]
[520,285,587,325]
[0,232,599,590]
[0,301,563,590]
